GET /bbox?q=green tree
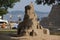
[0,0,20,19]
[36,0,60,5]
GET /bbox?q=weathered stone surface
[17,2,50,36]
[48,5,60,26]
[41,5,60,28]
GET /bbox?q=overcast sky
[8,0,52,12]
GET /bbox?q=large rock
[17,2,50,36]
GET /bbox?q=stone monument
[17,2,50,36]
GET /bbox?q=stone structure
[41,5,60,29]
[48,5,60,26]
[17,2,50,36]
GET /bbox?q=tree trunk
[1,15,3,19]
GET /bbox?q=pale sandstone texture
[17,2,49,36]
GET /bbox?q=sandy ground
[0,34,60,40]
[0,29,60,40]
[11,35,60,40]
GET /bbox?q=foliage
[36,0,60,5]
[0,0,20,16]
[0,8,7,16]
